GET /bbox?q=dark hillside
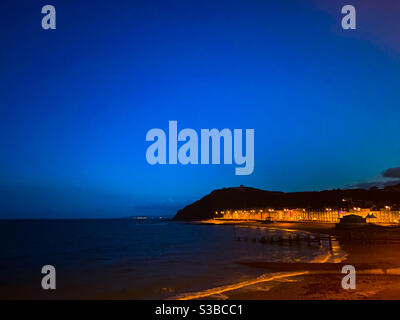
[173,185,400,220]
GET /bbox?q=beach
[190,220,400,300]
[2,219,400,300]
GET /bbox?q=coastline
[174,220,400,300]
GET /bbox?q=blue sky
[1,0,399,218]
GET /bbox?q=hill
[173,184,400,221]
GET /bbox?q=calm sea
[0,219,337,299]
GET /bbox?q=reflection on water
[0,219,344,299]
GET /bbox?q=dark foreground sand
[225,272,400,300]
[194,221,400,300]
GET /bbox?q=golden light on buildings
[214,207,400,225]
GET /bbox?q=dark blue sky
[1,0,399,218]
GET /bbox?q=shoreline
[188,219,337,233]
[175,220,400,300]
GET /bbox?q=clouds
[349,166,400,189]
[351,179,400,189]
[382,167,400,178]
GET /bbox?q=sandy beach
[189,220,400,300]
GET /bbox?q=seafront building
[215,207,400,224]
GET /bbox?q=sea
[0,218,343,299]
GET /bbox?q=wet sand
[193,220,400,300]
[225,272,400,300]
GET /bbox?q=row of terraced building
[215,208,400,224]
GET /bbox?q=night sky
[1,0,399,218]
